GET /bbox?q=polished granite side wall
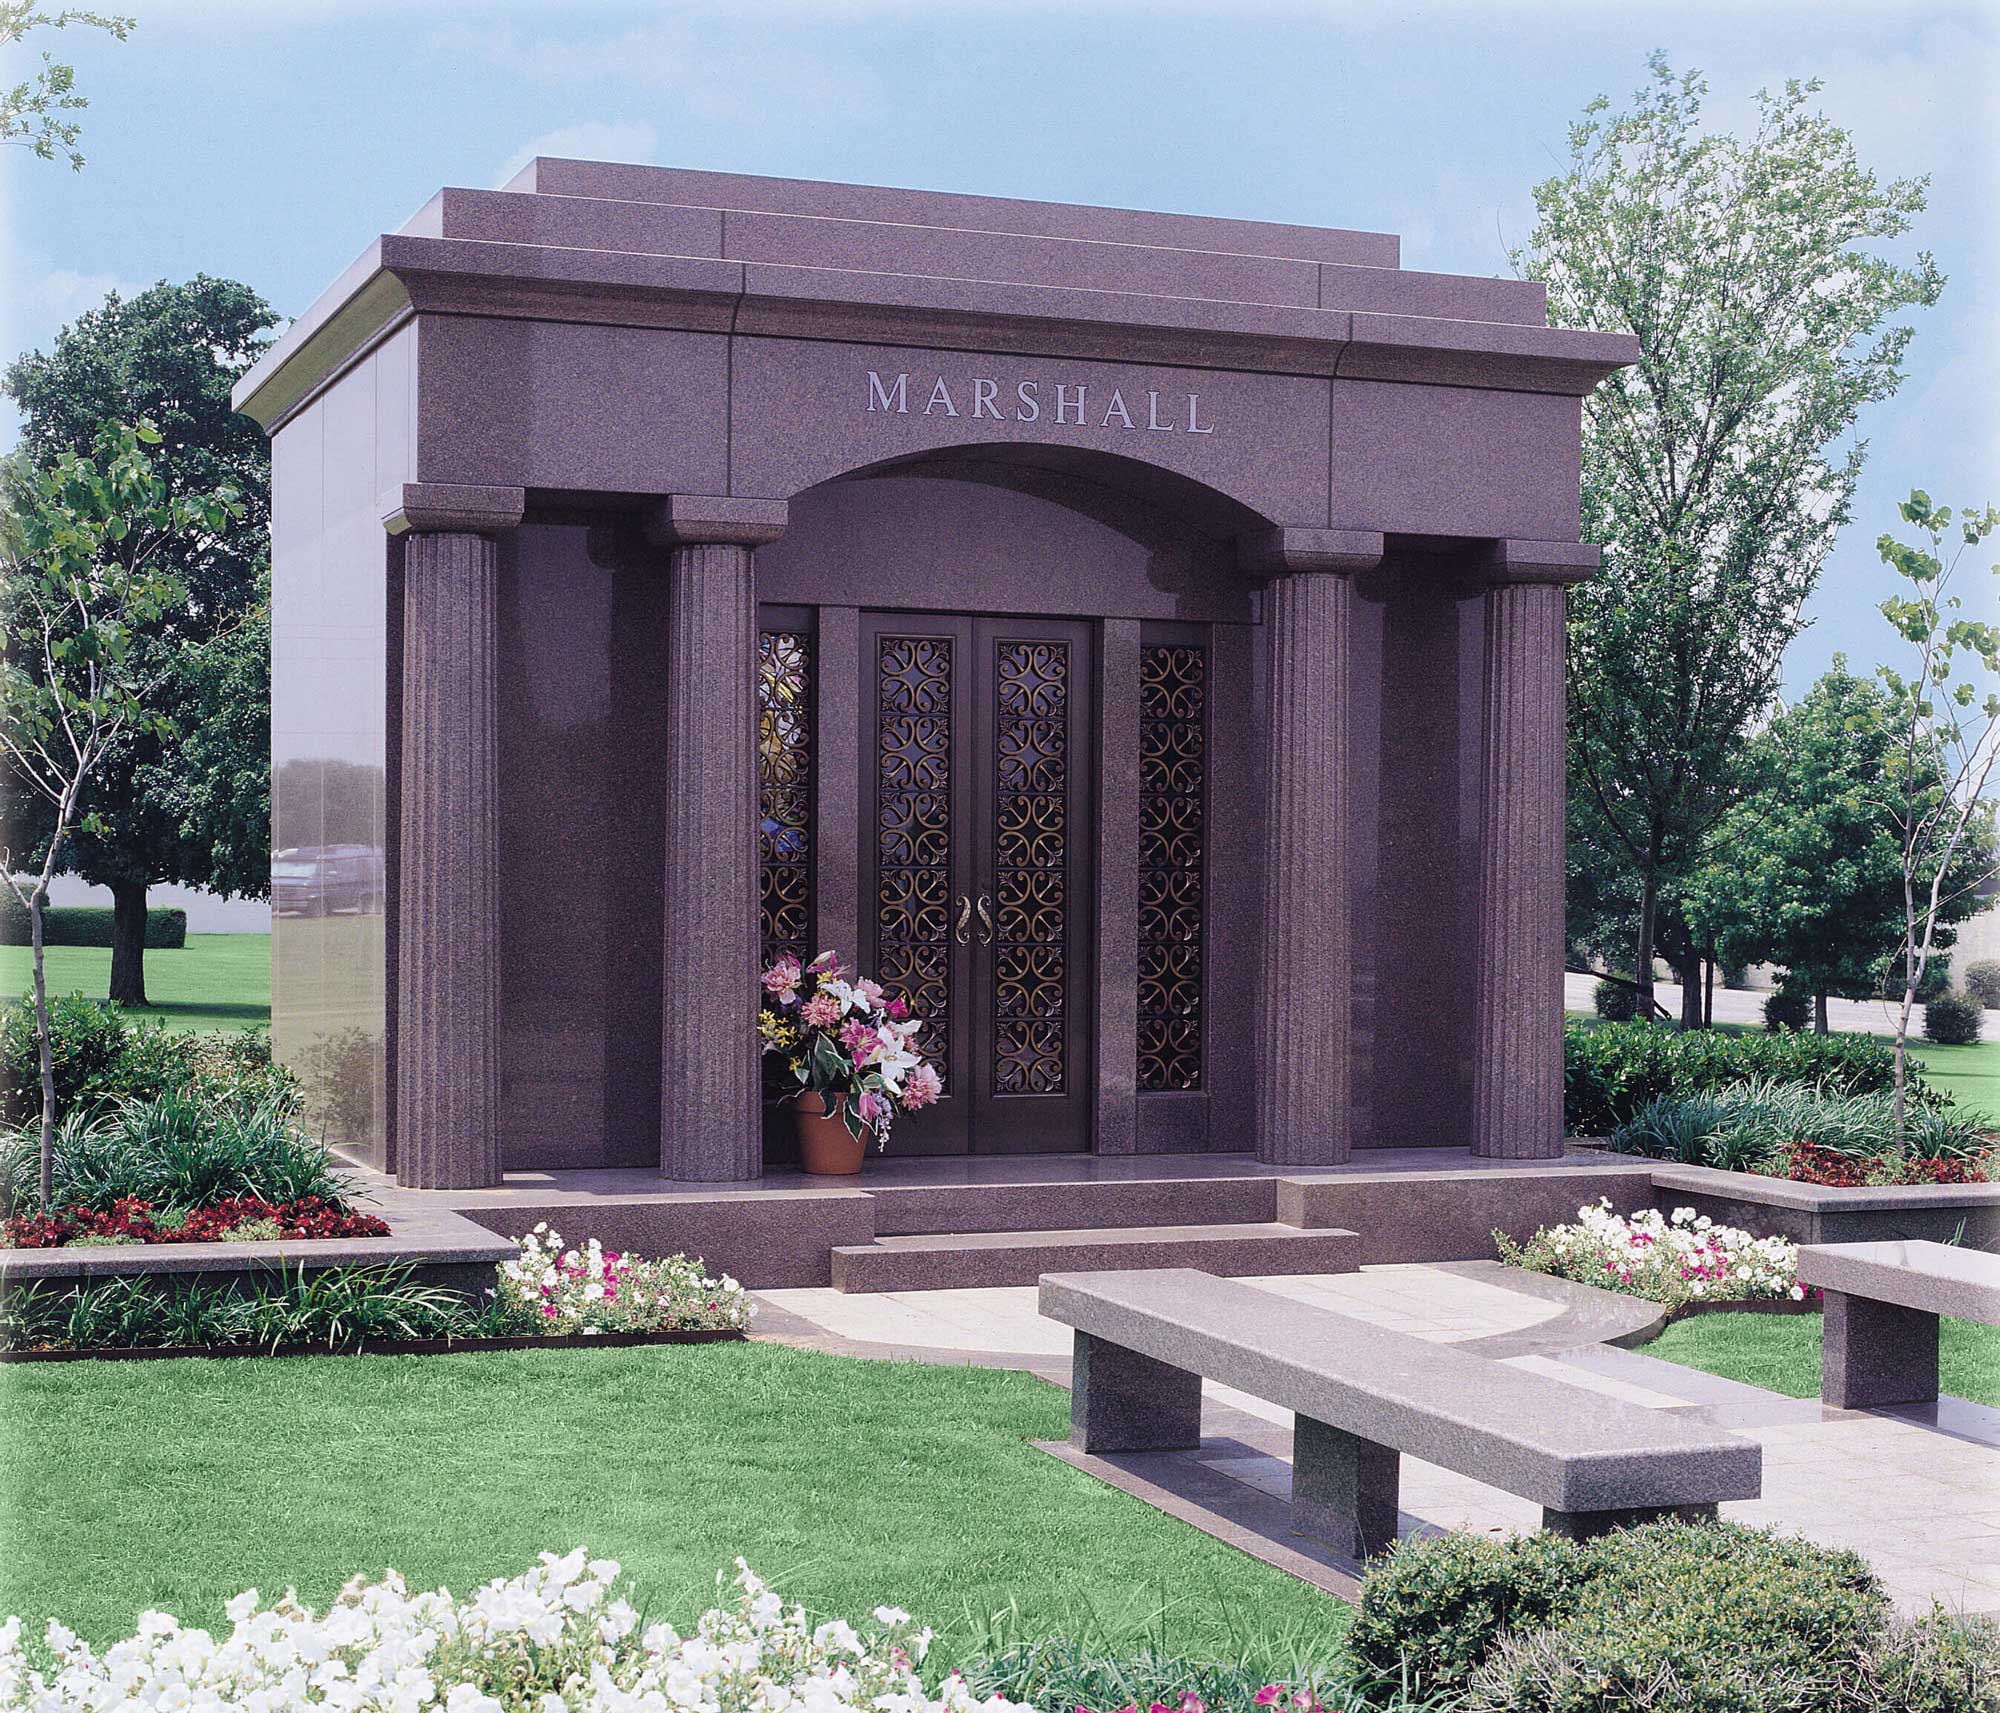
[269,326,414,1167]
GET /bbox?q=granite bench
[1039,1268,1761,1558]
[1796,1239,2000,1409]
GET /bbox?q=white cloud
[496,120,662,188]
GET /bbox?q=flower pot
[792,1093,866,1176]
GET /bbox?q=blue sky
[4,0,1994,691]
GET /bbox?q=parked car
[272,844,385,916]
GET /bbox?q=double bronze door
[863,612,1094,1154]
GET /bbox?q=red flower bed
[1783,1140,1994,1188]
[2,1195,389,1248]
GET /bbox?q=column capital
[1484,538,1599,586]
[381,483,526,536]
[644,494,790,549]
[1239,527,1384,578]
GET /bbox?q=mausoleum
[236,161,1637,1192]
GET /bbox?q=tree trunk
[1635,864,1659,1007]
[107,880,150,1007]
[1703,957,1715,1028]
[31,887,54,1211]
[1678,961,1704,1029]
[1814,992,1829,1035]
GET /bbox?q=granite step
[828,1222,1361,1293]
[865,1176,1280,1237]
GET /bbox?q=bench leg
[1291,1415,1401,1559]
[1822,1290,1940,1409]
[1070,1330,1203,1453]
[1542,1502,1717,1541]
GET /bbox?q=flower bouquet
[759,950,941,1157]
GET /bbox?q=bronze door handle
[954,895,972,945]
[976,893,994,947]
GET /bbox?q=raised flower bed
[0,1227,754,1360]
[3,1194,388,1248]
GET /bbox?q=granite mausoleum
[236,162,1637,1193]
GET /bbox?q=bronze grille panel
[757,629,812,968]
[993,639,1069,1094]
[1138,643,1205,1090]
[876,635,954,1084]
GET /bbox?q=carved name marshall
[866,370,1214,435]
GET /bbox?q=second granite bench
[1797,1239,2000,1409]
[1039,1267,1762,1558]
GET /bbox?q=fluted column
[383,483,524,1189]
[649,496,789,1182]
[1472,541,1597,1159]
[1242,529,1382,1166]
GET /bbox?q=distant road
[1564,973,1926,1038]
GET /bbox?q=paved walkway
[755,1264,2000,1615]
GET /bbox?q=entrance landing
[355,1147,1654,1291]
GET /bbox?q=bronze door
[862,613,1094,1154]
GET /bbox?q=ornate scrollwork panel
[757,630,813,969]
[877,635,954,1083]
[1138,644,1206,1091]
[991,640,1069,1094]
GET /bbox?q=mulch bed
[0,1328,747,1364]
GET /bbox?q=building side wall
[269,325,415,1167]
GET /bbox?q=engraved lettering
[924,377,959,417]
[1146,390,1176,432]
[1055,383,1086,425]
[971,378,1003,420]
[1186,392,1213,434]
[1015,380,1041,423]
[867,371,910,414]
[1102,389,1135,430]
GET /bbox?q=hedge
[0,898,187,950]
[1565,1018,1934,1136]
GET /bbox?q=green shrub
[1846,1608,2000,1713]
[1563,1021,1930,1137]
[1348,1530,1581,1702]
[0,998,297,1128]
[1967,960,2000,1011]
[1924,991,1983,1045]
[1762,988,1813,1032]
[0,897,187,948]
[0,1262,477,1353]
[1609,1079,1990,1177]
[0,1086,347,1217]
[1592,980,1642,1022]
[1352,1523,1888,1710]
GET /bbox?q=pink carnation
[800,994,841,1029]
[901,1061,944,1110]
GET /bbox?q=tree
[3,277,277,1004]
[1520,55,1944,1024]
[1683,660,1988,1030]
[1873,492,1999,1126]
[1,4,133,169]
[0,421,239,1208]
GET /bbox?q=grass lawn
[1646,1310,2000,1407]
[1904,1037,2000,1123]
[0,1341,1349,1673]
[0,932,270,1033]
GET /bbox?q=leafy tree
[1520,55,1943,1022]
[0,421,240,1207]
[1873,492,1999,1124]
[1,4,132,169]
[3,277,277,1004]
[1683,660,1988,1031]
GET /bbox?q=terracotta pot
[792,1093,866,1176]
